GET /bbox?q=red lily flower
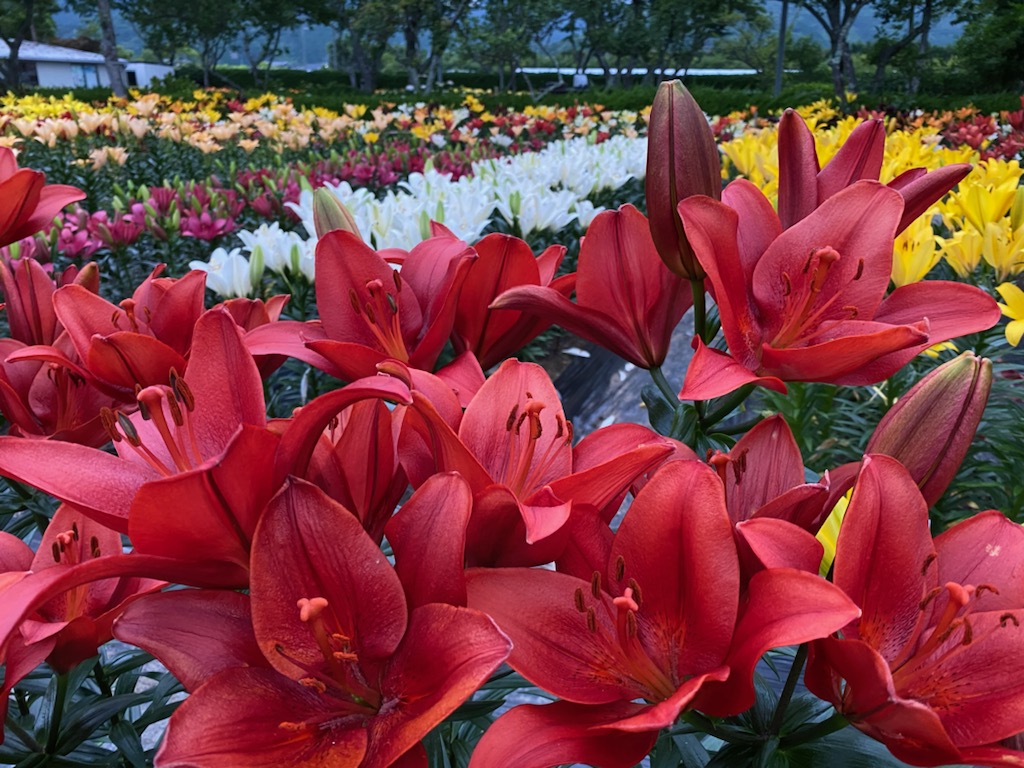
[776,110,971,233]
[466,460,859,767]
[247,230,474,382]
[491,204,691,369]
[8,266,207,399]
[709,414,830,577]
[0,147,85,248]
[450,228,573,369]
[0,506,160,739]
[305,398,407,544]
[677,180,1000,400]
[142,478,511,768]
[398,358,676,565]
[805,455,1024,767]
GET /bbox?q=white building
[0,40,174,89]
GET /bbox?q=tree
[0,0,57,90]
[647,0,761,79]
[237,0,300,87]
[798,0,873,97]
[867,0,963,93]
[123,0,241,84]
[303,0,398,92]
[458,0,559,91]
[65,0,127,96]
[954,0,1024,92]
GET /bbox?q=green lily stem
[691,278,707,343]
[702,384,756,430]
[768,644,808,734]
[778,710,849,749]
[93,661,120,726]
[649,366,679,405]
[45,672,69,754]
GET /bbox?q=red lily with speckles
[8,265,207,400]
[466,460,859,768]
[0,309,410,584]
[246,230,475,381]
[0,506,160,740]
[805,455,1024,766]
[776,110,971,234]
[0,147,85,248]
[491,205,691,370]
[124,478,510,768]
[399,358,677,566]
[677,180,1000,400]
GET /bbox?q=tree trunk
[403,18,420,89]
[97,0,126,96]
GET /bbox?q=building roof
[0,40,105,64]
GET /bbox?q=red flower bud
[866,351,991,507]
[645,80,721,280]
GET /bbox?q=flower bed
[1,85,1024,767]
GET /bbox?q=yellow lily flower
[982,220,1024,281]
[996,282,1024,346]
[892,213,942,286]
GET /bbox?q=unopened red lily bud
[866,351,991,507]
[645,80,721,281]
[313,188,363,241]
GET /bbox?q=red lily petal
[454,233,541,365]
[156,666,369,768]
[186,310,267,453]
[759,320,928,383]
[752,181,903,327]
[458,359,572,492]
[251,479,407,673]
[86,332,188,395]
[469,701,658,768]
[752,482,831,532]
[916,611,1024,746]
[385,472,472,609]
[137,269,207,358]
[0,169,43,243]
[364,604,510,768]
[776,109,821,229]
[465,567,640,704]
[555,503,614,581]
[721,178,783,273]
[678,337,787,401]
[874,280,1001,343]
[0,531,33,570]
[610,460,738,675]
[492,284,651,368]
[432,351,485,408]
[955,745,1024,767]
[889,163,971,234]
[834,456,935,662]
[699,567,860,718]
[677,193,762,364]
[128,425,280,580]
[113,589,266,691]
[0,258,58,346]
[599,667,730,732]
[0,633,54,744]
[315,230,421,351]
[716,414,804,523]
[11,184,86,242]
[934,511,1024,612]
[735,518,824,574]
[549,424,677,523]
[405,242,475,372]
[466,483,572,566]
[398,390,492,492]
[305,339,399,382]
[0,437,153,532]
[817,119,886,203]
[806,636,962,765]
[273,375,411,487]
[245,320,336,375]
